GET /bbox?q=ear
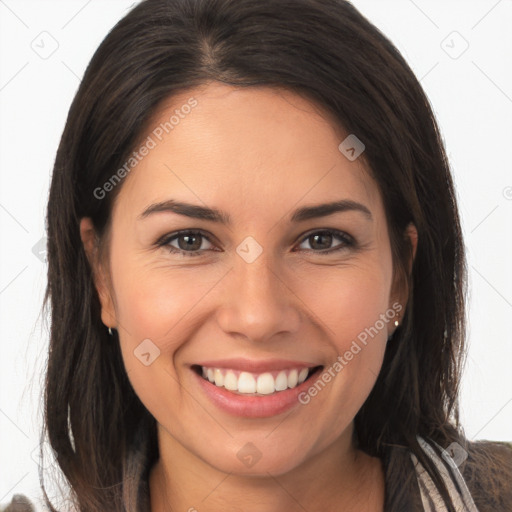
[79,217,117,329]
[389,222,418,334]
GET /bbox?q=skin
[81,82,418,511]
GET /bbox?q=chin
[195,435,315,478]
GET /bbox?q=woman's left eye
[296,230,355,253]
[157,229,354,257]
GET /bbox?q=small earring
[108,327,113,336]
[394,314,400,328]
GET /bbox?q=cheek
[111,254,221,342]
[110,261,210,414]
[292,263,392,414]
[297,287,389,442]
[109,253,231,403]
[293,260,393,343]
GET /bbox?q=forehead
[113,82,383,224]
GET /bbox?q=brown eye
[297,230,354,253]
[175,233,204,251]
[159,230,215,256]
[308,232,333,250]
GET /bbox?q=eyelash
[156,229,356,257]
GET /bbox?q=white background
[1,0,511,509]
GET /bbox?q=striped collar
[412,436,479,511]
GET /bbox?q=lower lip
[192,367,323,418]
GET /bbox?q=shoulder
[460,439,512,511]
[1,494,35,512]
[381,437,512,511]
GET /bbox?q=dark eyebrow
[290,200,372,222]
[138,200,231,224]
[138,199,372,224]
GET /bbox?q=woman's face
[83,82,413,476]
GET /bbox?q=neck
[149,423,385,512]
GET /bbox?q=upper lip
[193,358,322,373]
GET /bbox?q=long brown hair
[42,0,467,510]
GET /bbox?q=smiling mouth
[191,364,324,396]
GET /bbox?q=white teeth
[223,371,238,391]
[256,373,275,395]
[298,368,308,384]
[199,366,314,395]
[238,372,256,393]
[275,371,288,391]
[214,369,224,387]
[288,369,298,388]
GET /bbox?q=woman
[7,0,511,510]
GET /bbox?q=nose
[215,250,302,344]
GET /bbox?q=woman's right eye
[158,230,217,257]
